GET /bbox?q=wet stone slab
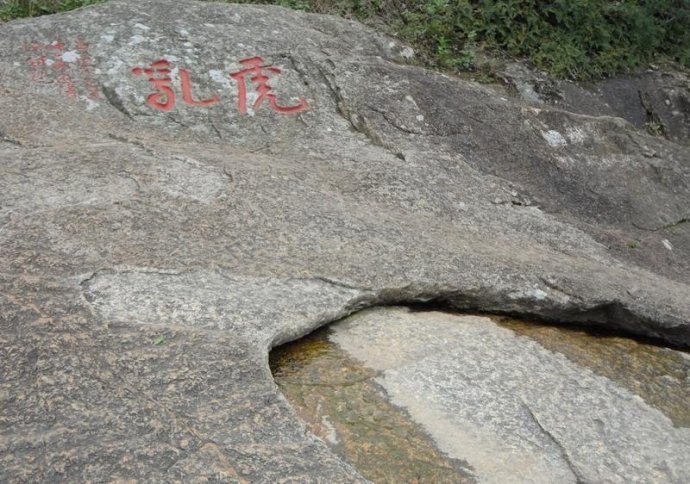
[495,315,690,428]
[271,307,690,483]
[270,325,476,483]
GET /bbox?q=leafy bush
[2,0,689,80]
[389,0,690,79]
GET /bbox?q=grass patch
[0,0,104,19]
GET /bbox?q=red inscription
[45,41,66,51]
[132,59,175,111]
[27,54,47,81]
[57,74,78,98]
[230,56,308,115]
[25,38,100,101]
[180,69,221,107]
[131,56,309,115]
[75,39,100,100]
[132,60,221,111]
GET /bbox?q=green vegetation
[0,0,103,19]
[389,0,690,79]
[2,0,689,80]
[152,334,166,345]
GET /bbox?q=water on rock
[270,325,475,483]
[271,307,690,483]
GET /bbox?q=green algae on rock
[272,307,690,483]
[493,316,690,428]
[270,326,475,483]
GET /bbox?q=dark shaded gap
[405,299,690,353]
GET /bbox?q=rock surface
[0,0,689,481]
[500,61,690,146]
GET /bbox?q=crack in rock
[521,402,585,484]
[79,267,690,349]
[633,217,690,232]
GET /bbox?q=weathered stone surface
[329,307,690,484]
[501,61,690,146]
[0,0,689,480]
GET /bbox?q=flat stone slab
[1,0,689,480]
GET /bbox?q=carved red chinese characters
[229,56,308,114]
[131,56,308,115]
[131,60,175,111]
[75,39,100,100]
[25,38,99,100]
[180,69,221,107]
[131,59,221,111]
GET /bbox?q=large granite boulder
[1,0,688,481]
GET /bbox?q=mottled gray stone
[500,61,690,146]
[0,0,689,481]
